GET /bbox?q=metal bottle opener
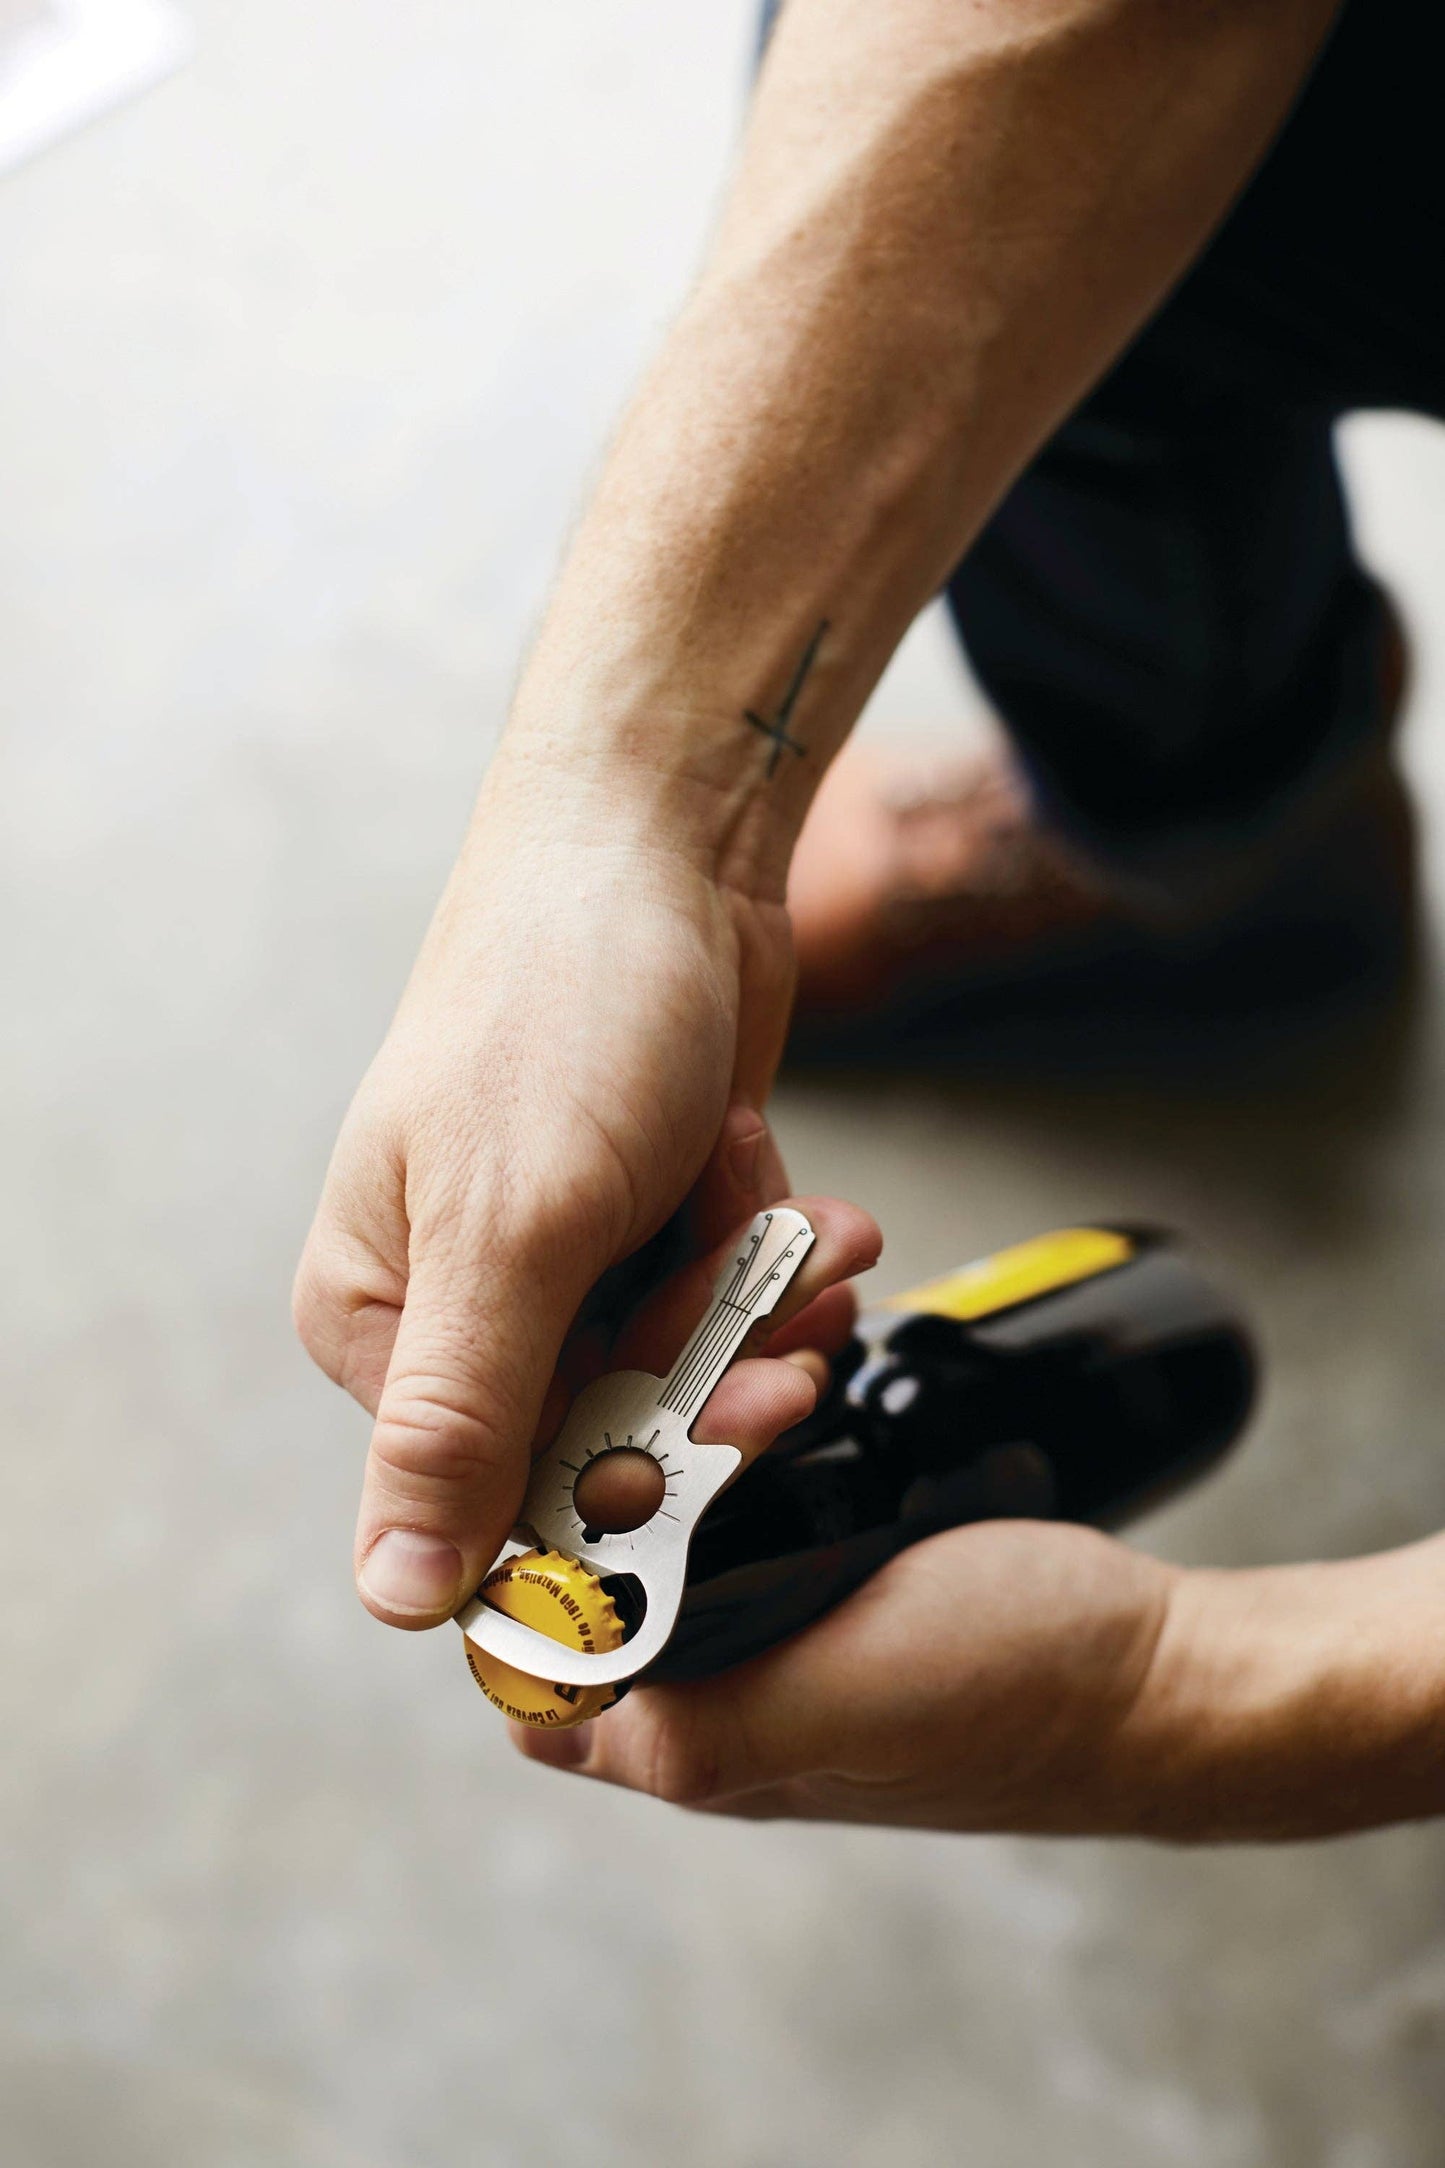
[456,1206,815,1687]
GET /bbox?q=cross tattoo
[745,619,829,778]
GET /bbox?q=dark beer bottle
[641,1225,1255,1684]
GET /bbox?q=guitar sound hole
[573,1447,667,1538]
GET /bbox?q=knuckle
[292,1254,346,1378]
[293,1255,396,1405]
[293,1209,408,1382]
[369,1373,505,1492]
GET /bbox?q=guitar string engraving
[658,1212,808,1420]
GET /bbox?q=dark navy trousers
[762,2,1444,897]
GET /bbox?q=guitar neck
[657,1209,814,1422]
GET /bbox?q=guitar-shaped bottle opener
[456,1206,815,1688]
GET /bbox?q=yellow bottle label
[464,1548,625,1728]
[887,1226,1134,1323]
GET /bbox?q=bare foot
[787,741,1113,1015]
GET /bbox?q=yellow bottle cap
[463,1547,626,1728]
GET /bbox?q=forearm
[1129,1537,1445,1840]
[494,0,1340,897]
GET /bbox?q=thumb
[353,1235,587,1628]
[515,1660,836,1807]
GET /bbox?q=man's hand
[516,1518,1177,1833]
[294,762,796,1626]
[517,1521,1445,1843]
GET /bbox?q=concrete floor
[4,5,1445,2164]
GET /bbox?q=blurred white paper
[0,0,189,175]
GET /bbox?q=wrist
[1114,1566,1310,1841]
[1119,1547,1445,1841]
[495,668,818,901]
[499,689,787,879]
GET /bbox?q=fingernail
[728,1124,765,1197]
[359,1530,465,1615]
[783,1348,830,1392]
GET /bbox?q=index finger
[613,1194,881,1382]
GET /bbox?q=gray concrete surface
[3,6,1445,2164]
